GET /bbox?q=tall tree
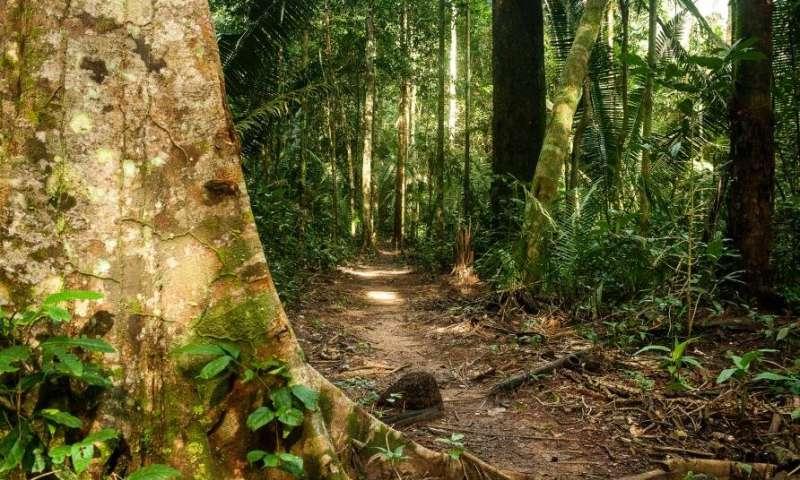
[361,2,377,249]
[463,0,473,218]
[728,0,776,295]
[491,0,547,233]
[0,0,515,478]
[640,0,657,229]
[448,0,459,145]
[523,0,609,272]
[394,0,410,249]
[435,0,447,237]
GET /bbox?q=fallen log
[619,458,779,480]
[489,348,594,395]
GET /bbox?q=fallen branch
[619,458,778,480]
[489,348,594,395]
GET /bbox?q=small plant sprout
[635,338,703,391]
[436,433,466,460]
[716,349,776,385]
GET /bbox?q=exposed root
[303,367,527,480]
[619,458,780,480]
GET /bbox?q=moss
[193,293,275,342]
[318,392,334,426]
[218,237,252,275]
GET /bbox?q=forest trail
[291,251,647,479]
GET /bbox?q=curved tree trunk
[523,0,609,275]
[0,1,519,478]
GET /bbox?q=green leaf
[49,445,71,465]
[43,305,71,323]
[41,336,115,353]
[246,450,268,464]
[777,327,791,341]
[270,387,293,410]
[217,342,241,359]
[278,408,304,427]
[81,428,119,444]
[196,356,233,380]
[172,343,226,357]
[716,368,739,384]
[754,372,790,382]
[246,407,276,431]
[0,345,31,373]
[278,453,304,477]
[0,428,30,474]
[291,385,319,411]
[71,443,94,474]
[634,345,671,356]
[791,409,800,421]
[41,409,83,429]
[44,290,103,306]
[127,464,182,480]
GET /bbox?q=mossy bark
[0,1,520,478]
[523,0,609,276]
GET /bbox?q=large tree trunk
[0,1,520,479]
[463,0,472,218]
[490,0,546,234]
[727,0,776,295]
[361,3,377,250]
[523,0,608,274]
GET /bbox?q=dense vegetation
[212,0,799,320]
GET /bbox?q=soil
[290,250,799,479]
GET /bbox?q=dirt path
[291,251,647,479]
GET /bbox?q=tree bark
[463,0,472,219]
[491,0,547,234]
[640,0,657,230]
[523,0,609,274]
[394,0,409,250]
[0,1,520,479]
[361,3,377,250]
[727,0,776,295]
[448,0,459,146]
[435,0,447,239]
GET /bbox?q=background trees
[211,0,798,314]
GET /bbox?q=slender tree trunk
[491,0,547,234]
[569,81,593,204]
[435,0,447,238]
[448,0,459,146]
[615,0,630,203]
[463,0,472,218]
[300,31,311,237]
[324,0,340,239]
[345,110,357,239]
[728,0,776,295]
[640,0,657,229]
[394,0,409,250]
[524,0,609,273]
[361,4,377,250]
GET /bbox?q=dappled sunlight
[338,266,413,278]
[365,290,403,304]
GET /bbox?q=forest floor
[290,250,798,479]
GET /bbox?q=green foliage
[716,349,775,384]
[635,338,702,391]
[436,433,465,460]
[0,291,126,476]
[127,464,182,480]
[176,340,320,478]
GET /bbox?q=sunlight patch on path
[338,266,413,278]
[365,290,403,304]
